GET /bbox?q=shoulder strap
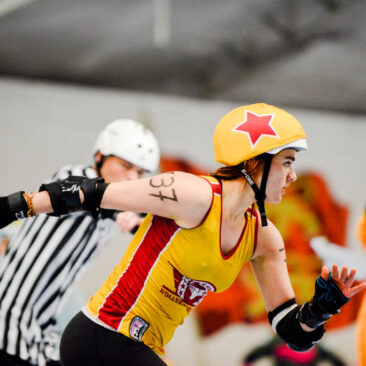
[200,175,222,196]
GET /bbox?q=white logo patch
[129,316,149,341]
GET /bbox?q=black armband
[268,298,325,352]
[0,192,29,229]
[7,191,29,220]
[297,274,349,329]
[80,179,108,212]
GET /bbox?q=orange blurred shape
[356,211,366,247]
[160,155,209,175]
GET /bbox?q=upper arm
[100,171,213,228]
[250,220,295,311]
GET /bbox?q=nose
[288,168,297,183]
[126,169,140,181]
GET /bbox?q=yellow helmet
[214,103,307,166]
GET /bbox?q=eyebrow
[284,156,295,162]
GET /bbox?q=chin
[266,196,282,204]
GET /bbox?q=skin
[95,152,146,183]
[31,148,366,329]
[264,150,297,204]
[0,238,9,256]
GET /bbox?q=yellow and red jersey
[84,176,258,354]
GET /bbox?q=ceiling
[0,0,365,113]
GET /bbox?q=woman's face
[264,149,297,204]
[95,152,146,183]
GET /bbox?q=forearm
[1,190,53,222]
[250,253,295,312]
[1,176,141,227]
[33,191,54,214]
[100,182,133,211]
[0,176,95,229]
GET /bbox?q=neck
[221,178,256,222]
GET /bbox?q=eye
[284,160,293,167]
[122,161,132,169]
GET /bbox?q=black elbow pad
[39,176,107,218]
[268,298,325,352]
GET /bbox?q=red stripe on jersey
[200,176,222,196]
[212,181,222,195]
[97,216,179,330]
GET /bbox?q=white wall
[1,77,365,365]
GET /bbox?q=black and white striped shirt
[0,165,114,365]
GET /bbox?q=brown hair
[210,154,266,181]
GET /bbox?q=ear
[95,151,103,163]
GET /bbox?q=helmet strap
[95,155,106,177]
[241,154,273,226]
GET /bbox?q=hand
[297,264,366,330]
[0,238,10,256]
[321,264,366,299]
[115,211,144,233]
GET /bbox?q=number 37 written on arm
[148,173,178,202]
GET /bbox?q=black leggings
[60,312,167,366]
[0,350,60,366]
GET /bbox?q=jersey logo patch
[129,316,149,341]
[161,265,216,307]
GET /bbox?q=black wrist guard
[0,192,28,228]
[297,274,349,329]
[268,298,325,352]
[39,176,108,217]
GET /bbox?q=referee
[0,119,160,366]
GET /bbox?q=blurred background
[0,0,366,365]
[1,0,366,113]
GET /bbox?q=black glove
[0,191,29,229]
[99,209,120,220]
[39,176,108,217]
[297,274,349,328]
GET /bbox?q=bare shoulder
[162,171,213,228]
[252,218,285,260]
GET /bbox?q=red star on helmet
[232,110,278,148]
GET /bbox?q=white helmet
[93,119,160,172]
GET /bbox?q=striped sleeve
[0,164,112,366]
[43,164,97,184]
